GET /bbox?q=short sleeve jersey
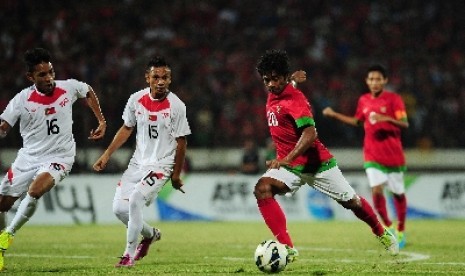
[0,79,88,160]
[122,88,191,168]
[266,84,333,173]
[354,90,407,167]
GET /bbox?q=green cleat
[0,231,14,251]
[388,225,396,236]
[0,251,4,271]
[397,231,406,249]
[377,228,399,256]
[285,245,299,263]
[0,231,14,271]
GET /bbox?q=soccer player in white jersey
[0,47,107,270]
[93,56,191,268]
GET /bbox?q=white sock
[113,198,154,239]
[6,194,38,234]
[113,199,130,226]
[125,191,145,257]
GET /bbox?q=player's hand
[322,107,335,117]
[93,154,109,172]
[370,112,390,122]
[266,159,290,169]
[290,70,307,84]
[89,121,107,140]
[171,177,185,193]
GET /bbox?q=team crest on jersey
[45,107,56,115]
[149,114,157,121]
[380,106,386,113]
[59,97,69,107]
[276,105,282,113]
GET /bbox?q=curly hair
[24,48,51,73]
[256,49,290,77]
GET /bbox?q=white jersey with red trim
[0,79,88,161]
[122,88,191,168]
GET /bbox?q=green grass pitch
[3,220,465,275]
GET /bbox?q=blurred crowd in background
[1,0,465,150]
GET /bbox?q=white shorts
[365,168,405,194]
[114,163,173,206]
[262,166,355,202]
[0,152,72,197]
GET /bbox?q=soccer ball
[254,240,288,273]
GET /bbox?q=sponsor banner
[161,173,465,221]
[8,175,158,225]
[6,172,464,225]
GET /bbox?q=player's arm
[290,70,307,87]
[267,126,316,169]
[85,85,107,140]
[0,120,11,138]
[371,113,409,128]
[93,125,133,172]
[322,107,361,127]
[171,136,187,193]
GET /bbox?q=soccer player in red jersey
[323,64,408,248]
[254,50,399,262]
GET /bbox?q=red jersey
[266,84,333,173]
[354,90,407,167]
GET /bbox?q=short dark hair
[256,49,290,77]
[24,48,51,72]
[147,56,170,70]
[367,64,388,78]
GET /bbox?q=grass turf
[3,219,465,275]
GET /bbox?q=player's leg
[116,167,168,267]
[254,168,302,261]
[366,168,392,228]
[125,190,145,259]
[6,162,70,235]
[311,166,398,255]
[132,169,167,261]
[386,172,407,248]
[112,198,155,239]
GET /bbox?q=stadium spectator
[0,1,464,149]
[0,47,106,270]
[323,64,408,248]
[254,50,399,262]
[93,56,191,267]
[241,139,260,175]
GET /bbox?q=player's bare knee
[339,195,361,210]
[0,196,18,212]
[254,179,272,199]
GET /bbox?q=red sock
[352,197,384,236]
[257,198,293,247]
[372,193,392,227]
[393,194,407,232]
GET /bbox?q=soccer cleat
[0,250,4,271]
[0,230,14,270]
[377,228,399,256]
[397,231,406,249]
[285,245,299,263]
[388,225,396,236]
[134,228,161,261]
[115,254,134,268]
[0,231,14,251]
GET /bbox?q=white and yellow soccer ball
[254,240,288,273]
